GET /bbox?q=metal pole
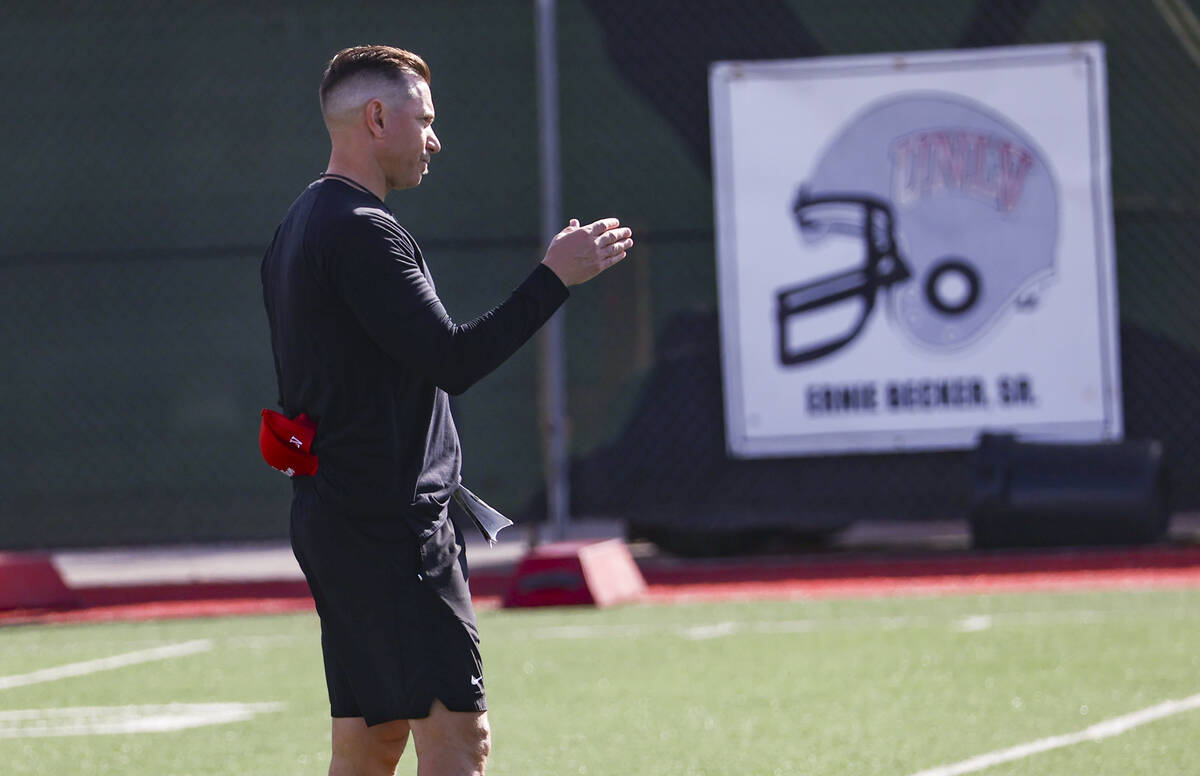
[535,0,570,542]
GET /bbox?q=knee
[330,740,406,775]
[441,714,491,773]
[331,718,409,775]
[475,721,493,764]
[456,715,492,769]
[332,742,406,775]
[412,703,491,774]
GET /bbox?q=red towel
[259,409,318,477]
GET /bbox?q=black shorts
[289,478,487,725]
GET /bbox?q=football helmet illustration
[777,92,1059,366]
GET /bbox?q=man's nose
[428,131,441,154]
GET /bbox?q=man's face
[381,75,441,191]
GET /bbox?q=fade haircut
[319,45,431,116]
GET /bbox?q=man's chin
[392,177,423,192]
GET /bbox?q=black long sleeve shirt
[261,178,568,538]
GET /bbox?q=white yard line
[953,615,994,633]
[224,634,304,650]
[0,702,285,738]
[0,640,212,691]
[523,609,1126,642]
[908,692,1200,776]
[682,622,741,640]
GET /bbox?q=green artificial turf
[0,589,1196,775]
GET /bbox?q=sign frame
[709,43,1121,457]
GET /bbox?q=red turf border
[2,545,1198,626]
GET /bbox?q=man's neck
[324,152,387,201]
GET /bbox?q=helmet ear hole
[925,258,980,316]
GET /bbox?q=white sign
[710,43,1121,457]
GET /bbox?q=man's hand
[541,218,634,287]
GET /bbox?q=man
[261,45,633,776]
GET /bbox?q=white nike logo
[470,675,483,688]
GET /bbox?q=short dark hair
[319,45,431,111]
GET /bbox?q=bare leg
[409,699,491,776]
[329,717,411,776]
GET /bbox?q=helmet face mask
[775,93,1059,366]
[777,190,911,365]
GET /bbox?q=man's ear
[366,98,386,138]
